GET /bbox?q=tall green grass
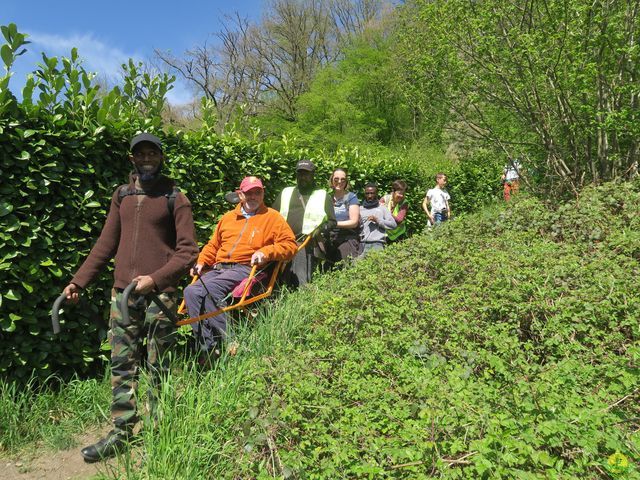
[0,373,110,452]
[111,292,312,479]
[0,290,309,472]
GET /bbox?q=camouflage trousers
[109,288,177,434]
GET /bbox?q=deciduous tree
[395,0,640,193]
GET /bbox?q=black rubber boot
[80,429,129,463]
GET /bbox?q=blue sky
[1,0,265,104]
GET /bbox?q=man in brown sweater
[62,133,198,462]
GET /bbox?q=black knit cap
[130,133,163,152]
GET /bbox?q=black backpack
[117,185,179,218]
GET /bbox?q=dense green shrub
[447,149,503,214]
[0,32,166,381]
[0,120,133,381]
[230,182,639,478]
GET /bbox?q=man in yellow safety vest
[273,159,336,287]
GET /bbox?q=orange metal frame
[175,233,313,327]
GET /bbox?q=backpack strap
[164,188,179,218]
[118,185,179,218]
[118,184,134,200]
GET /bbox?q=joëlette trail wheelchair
[51,191,313,342]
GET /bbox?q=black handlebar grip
[121,282,138,324]
[51,293,67,334]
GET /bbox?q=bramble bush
[226,181,639,478]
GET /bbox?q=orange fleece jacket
[198,203,297,266]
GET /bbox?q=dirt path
[0,428,116,480]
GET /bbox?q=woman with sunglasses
[325,168,360,269]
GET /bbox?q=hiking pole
[121,281,179,324]
[196,272,216,302]
[177,269,220,315]
[191,270,228,309]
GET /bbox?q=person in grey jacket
[359,183,397,257]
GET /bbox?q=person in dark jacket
[62,133,198,463]
[359,183,396,257]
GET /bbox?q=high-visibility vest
[383,194,407,241]
[279,187,327,235]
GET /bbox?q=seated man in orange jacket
[184,176,297,356]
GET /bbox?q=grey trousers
[282,245,315,289]
[360,242,384,258]
[183,264,251,351]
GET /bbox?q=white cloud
[166,79,198,106]
[28,31,141,81]
[9,30,196,105]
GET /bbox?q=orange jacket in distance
[198,203,297,266]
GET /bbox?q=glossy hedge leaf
[4,289,20,301]
[0,44,12,68]
[0,202,12,216]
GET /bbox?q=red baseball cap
[238,176,264,192]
